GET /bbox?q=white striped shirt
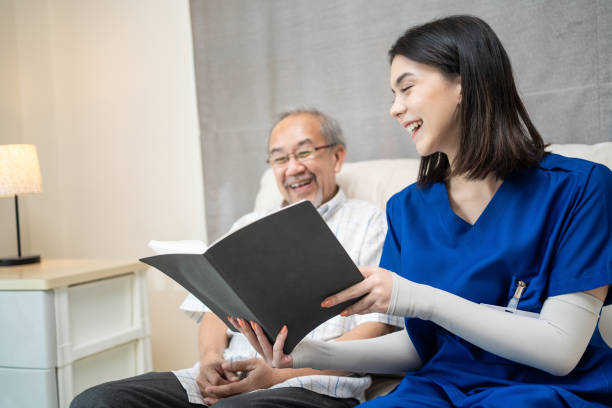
[174,189,404,404]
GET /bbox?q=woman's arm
[292,329,422,373]
[328,269,606,376]
[387,274,606,376]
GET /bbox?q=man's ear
[333,145,346,173]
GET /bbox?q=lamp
[0,144,43,266]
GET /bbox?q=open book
[140,200,364,354]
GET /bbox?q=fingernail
[250,321,256,330]
[321,299,331,307]
[340,309,348,316]
[281,325,287,334]
[238,318,245,326]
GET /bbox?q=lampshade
[0,144,43,197]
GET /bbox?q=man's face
[268,114,346,206]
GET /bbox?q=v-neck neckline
[435,178,508,234]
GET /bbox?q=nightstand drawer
[0,290,56,368]
[0,366,58,408]
[70,341,138,397]
[67,274,134,348]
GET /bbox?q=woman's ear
[455,76,462,104]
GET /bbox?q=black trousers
[70,371,359,408]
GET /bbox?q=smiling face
[389,55,462,160]
[268,113,346,206]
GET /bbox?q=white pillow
[147,240,206,255]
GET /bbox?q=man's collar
[317,187,345,218]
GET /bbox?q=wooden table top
[0,258,147,290]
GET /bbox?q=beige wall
[0,0,23,254]
[0,0,204,371]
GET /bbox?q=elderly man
[71,109,402,408]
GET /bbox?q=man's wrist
[200,350,224,364]
[273,367,326,382]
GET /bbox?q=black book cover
[140,200,364,354]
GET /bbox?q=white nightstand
[0,259,152,408]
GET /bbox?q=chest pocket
[504,272,545,314]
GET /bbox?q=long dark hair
[389,15,545,186]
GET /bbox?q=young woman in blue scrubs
[230,15,612,407]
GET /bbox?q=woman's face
[389,55,462,159]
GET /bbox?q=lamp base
[0,255,41,266]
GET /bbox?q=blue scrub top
[370,154,612,407]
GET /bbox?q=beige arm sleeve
[388,272,603,376]
[292,329,421,374]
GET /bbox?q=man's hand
[204,358,283,403]
[197,354,240,405]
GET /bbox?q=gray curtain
[190,0,612,242]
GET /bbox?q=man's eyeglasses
[266,143,337,168]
